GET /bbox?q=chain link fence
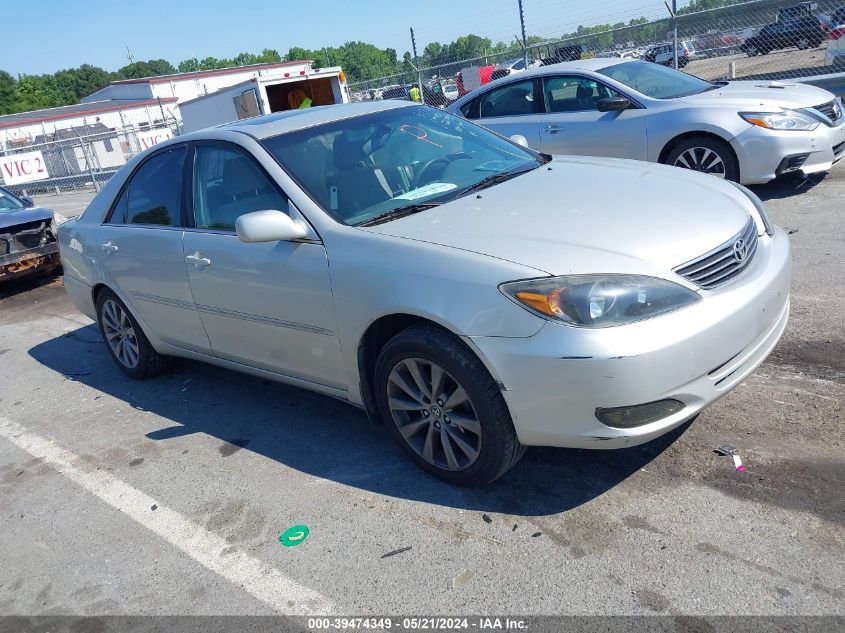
[349,0,845,108]
[0,107,181,198]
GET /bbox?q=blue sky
[5,0,678,75]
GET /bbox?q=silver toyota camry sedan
[447,59,845,184]
[58,101,791,485]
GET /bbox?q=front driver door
[538,75,648,160]
[181,142,346,390]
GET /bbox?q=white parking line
[0,415,334,615]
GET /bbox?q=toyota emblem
[732,238,748,263]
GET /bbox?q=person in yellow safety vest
[409,84,421,103]
[287,88,312,110]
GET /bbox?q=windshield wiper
[453,165,538,197]
[357,201,442,227]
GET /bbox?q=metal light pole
[672,0,679,70]
[410,27,424,104]
[518,0,528,70]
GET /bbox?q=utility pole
[324,48,330,67]
[518,0,528,70]
[410,27,424,104]
[663,0,678,69]
[673,0,678,70]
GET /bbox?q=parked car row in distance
[446,59,845,185]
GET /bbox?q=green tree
[114,59,176,80]
[12,75,64,112]
[177,57,201,73]
[0,71,17,115]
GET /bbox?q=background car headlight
[500,275,700,328]
[739,110,819,131]
[728,181,774,236]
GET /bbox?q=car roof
[218,100,416,140]
[516,58,632,75]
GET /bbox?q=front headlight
[739,110,819,131]
[500,275,700,328]
[728,181,774,236]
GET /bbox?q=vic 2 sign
[137,128,173,150]
[0,150,50,186]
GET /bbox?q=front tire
[665,136,739,182]
[374,324,524,485]
[96,289,172,379]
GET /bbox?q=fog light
[595,399,685,428]
[776,153,809,175]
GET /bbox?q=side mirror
[236,210,308,243]
[597,97,631,112]
[20,195,34,208]
[510,134,529,147]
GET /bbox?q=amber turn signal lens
[515,290,561,317]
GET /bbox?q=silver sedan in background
[58,101,791,485]
[447,59,845,184]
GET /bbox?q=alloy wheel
[101,299,140,369]
[386,358,482,471]
[673,147,727,178]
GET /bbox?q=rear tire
[374,323,524,486]
[665,136,739,182]
[96,289,172,379]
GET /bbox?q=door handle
[100,242,118,253]
[545,124,561,134]
[185,254,212,268]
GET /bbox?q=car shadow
[28,323,690,517]
[748,172,825,201]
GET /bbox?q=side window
[543,76,621,113]
[477,79,535,118]
[460,98,476,119]
[193,146,288,231]
[122,147,186,226]
[107,189,128,224]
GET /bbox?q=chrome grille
[674,217,759,290]
[812,99,841,123]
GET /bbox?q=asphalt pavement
[0,169,843,617]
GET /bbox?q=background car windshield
[262,106,541,226]
[0,189,26,212]
[598,61,712,99]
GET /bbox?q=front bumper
[732,119,845,184]
[0,243,60,282]
[468,227,792,449]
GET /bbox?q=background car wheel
[96,289,172,379]
[374,323,524,486]
[665,136,739,182]
[745,46,758,57]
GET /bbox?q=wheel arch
[90,282,166,355]
[658,130,741,180]
[356,312,505,427]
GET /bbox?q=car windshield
[598,61,714,99]
[262,105,544,226]
[0,189,26,213]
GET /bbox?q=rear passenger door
[97,144,210,353]
[463,78,541,147]
[538,75,648,160]
[181,141,346,389]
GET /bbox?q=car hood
[0,206,54,231]
[362,156,752,277]
[681,80,834,110]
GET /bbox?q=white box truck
[180,66,350,133]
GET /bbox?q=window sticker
[395,182,457,200]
